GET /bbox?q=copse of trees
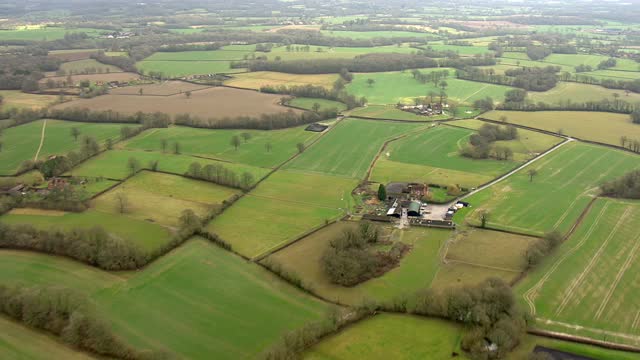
[0,54,60,90]
[456,66,559,92]
[0,284,162,360]
[525,231,563,268]
[601,170,640,199]
[526,45,552,60]
[91,51,137,72]
[185,161,255,190]
[461,123,518,160]
[174,108,336,130]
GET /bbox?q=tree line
[601,170,640,199]
[260,84,364,110]
[460,123,518,160]
[174,109,335,130]
[456,66,560,91]
[497,97,640,114]
[560,73,640,94]
[0,284,165,360]
[185,162,256,190]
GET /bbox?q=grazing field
[1,210,173,252]
[0,119,134,175]
[483,110,640,147]
[41,72,141,86]
[349,105,447,121]
[53,87,298,119]
[225,71,340,89]
[207,170,357,259]
[67,149,270,181]
[285,119,423,179]
[517,198,640,346]
[346,70,514,105]
[369,124,556,188]
[306,314,462,359]
[123,125,320,168]
[57,58,121,74]
[110,80,208,96]
[433,228,539,288]
[0,316,96,360]
[264,223,449,304]
[526,82,640,105]
[95,238,328,358]
[93,172,240,227]
[288,97,347,112]
[136,60,246,77]
[0,90,57,110]
[462,142,640,235]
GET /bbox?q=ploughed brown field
[110,81,209,96]
[47,49,100,61]
[52,86,301,118]
[40,72,141,85]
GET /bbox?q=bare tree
[160,139,168,153]
[479,210,490,228]
[528,168,538,182]
[185,90,192,99]
[71,127,80,141]
[265,142,272,152]
[366,78,375,87]
[296,142,305,153]
[115,192,129,214]
[231,135,241,150]
[240,132,251,143]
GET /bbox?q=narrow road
[33,119,48,161]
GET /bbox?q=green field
[346,70,514,105]
[462,142,640,235]
[306,314,462,359]
[0,120,135,175]
[1,209,173,252]
[123,125,320,168]
[517,198,640,346]
[527,82,640,105]
[285,119,423,179]
[95,238,328,358]
[483,110,640,147]
[67,149,270,181]
[136,60,246,77]
[264,222,449,304]
[0,316,96,360]
[93,171,239,227]
[0,27,103,41]
[422,44,493,56]
[206,170,358,259]
[288,97,347,112]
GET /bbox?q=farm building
[305,123,329,132]
[385,182,427,201]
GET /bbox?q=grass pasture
[0,90,57,110]
[123,125,320,168]
[264,222,449,304]
[0,119,134,175]
[526,82,640,105]
[68,149,270,181]
[462,142,640,236]
[346,70,514,105]
[225,71,340,90]
[93,172,240,227]
[52,87,297,119]
[483,110,640,147]
[287,97,347,112]
[285,119,423,179]
[517,198,640,346]
[95,238,328,359]
[1,210,173,253]
[306,314,462,359]
[206,170,358,259]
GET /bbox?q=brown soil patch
[48,49,100,62]
[9,208,67,216]
[110,81,209,96]
[40,72,141,85]
[51,86,302,119]
[269,25,321,33]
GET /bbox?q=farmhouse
[398,103,446,117]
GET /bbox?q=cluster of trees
[410,69,450,87]
[261,84,364,109]
[0,285,161,360]
[185,162,255,190]
[461,123,518,160]
[526,45,552,61]
[597,58,617,70]
[525,231,563,268]
[601,170,640,199]
[457,66,559,92]
[322,222,408,287]
[0,54,60,91]
[174,108,334,130]
[18,134,103,177]
[91,51,137,72]
[384,278,527,359]
[574,64,593,73]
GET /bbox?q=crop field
[264,222,449,304]
[225,71,340,89]
[206,170,358,259]
[0,210,173,252]
[483,110,640,147]
[93,172,240,227]
[143,50,253,61]
[462,142,640,235]
[110,80,208,96]
[306,314,462,359]
[0,119,133,175]
[57,59,121,74]
[526,82,640,105]
[123,125,320,168]
[287,97,347,112]
[94,238,327,358]
[67,149,270,181]
[346,70,514,105]
[0,90,57,110]
[517,198,640,346]
[52,87,299,119]
[136,60,246,77]
[0,316,97,360]
[285,119,423,179]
